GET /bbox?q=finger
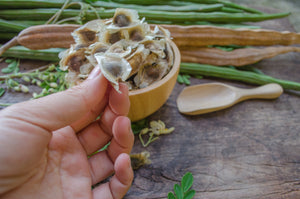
[107,116,134,163]
[2,67,108,132]
[92,153,133,199]
[87,116,133,184]
[71,88,109,133]
[77,120,112,155]
[77,104,130,156]
[99,83,130,135]
[88,151,114,185]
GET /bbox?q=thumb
[1,67,108,132]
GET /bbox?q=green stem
[1,45,63,61]
[111,0,263,14]
[0,18,29,32]
[0,72,38,80]
[220,7,244,13]
[0,0,69,9]
[0,8,290,23]
[180,62,300,91]
[92,1,224,12]
[186,0,263,14]
[0,0,223,12]
[0,103,13,107]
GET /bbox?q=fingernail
[88,66,101,79]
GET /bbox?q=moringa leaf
[1,59,19,74]
[183,190,196,199]
[174,184,183,199]
[131,119,147,135]
[182,172,193,192]
[168,172,195,199]
[0,88,5,97]
[168,192,176,199]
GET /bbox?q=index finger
[2,71,108,132]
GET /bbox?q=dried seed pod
[59,8,173,91]
[95,54,132,92]
[180,46,300,66]
[106,39,134,57]
[59,47,87,72]
[134,59,169,88]
[112,8,139,27]
[142,39,166,58]
[85,42,110,66]
[17,24,78,50]
[72,19,105,45]
[165,40,174,68]
[127,44,150,77]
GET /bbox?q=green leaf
[182,172,193,192]
[131,119,147,135]
[7,79,19,87]
[174,184,183,199]
[168,192,176,199]
[177,74,184,84]
[0,88,5,97]
[5,59,13,63]
[1,60,19,74]
[1,67,14,74]
[182,74,191,85]
[183,190,196,199]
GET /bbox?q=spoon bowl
[177,83,283,115]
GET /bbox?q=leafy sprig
[1,59,19,74]
[168,172,195,199]
[0,61,68,101]
[0,87,5,97]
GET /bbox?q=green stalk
[180,62,300,91]
[0,71,39,80]
[220,7,244,13]
[0,8,290,23]
[111,0,263,14]
[181,0,263,14]
[0,18,29,32]
[0,103,13,107]
[137,11,290,23]
[92,2,224,12]
[0,0,198,8]
[95,0,166,5]
[0,0,223,12]
[0,0,71,9]
[1,45,62,62]
[10,20,46,26]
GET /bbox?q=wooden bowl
[128,40,181,122]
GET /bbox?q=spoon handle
[238,83,283,101]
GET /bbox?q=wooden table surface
[1,7,300,199]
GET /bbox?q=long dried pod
[181,46,300,66]
[17,24,78,49]
[2,23,300,56]
[163,25,300,48]
[0,24,79,56]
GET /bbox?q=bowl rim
[129,39,181,96]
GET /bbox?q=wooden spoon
[177,83,283,115]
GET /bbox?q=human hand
[0,67,134,199]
